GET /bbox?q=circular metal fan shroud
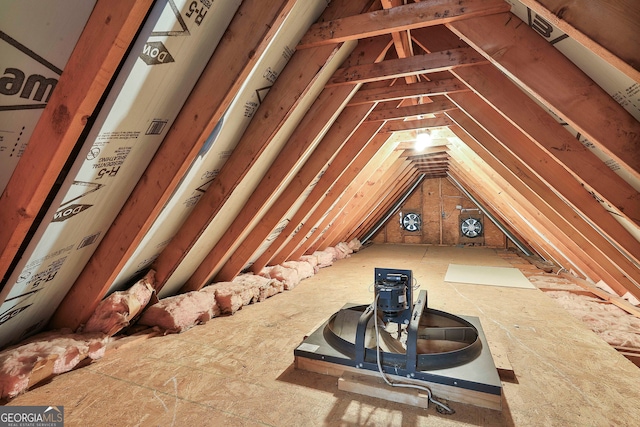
[323,304,482,370]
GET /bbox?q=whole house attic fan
[401,212,421,232]
[294,268,502,412]
[460,217,483,238]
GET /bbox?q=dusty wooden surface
[6,245,640,426]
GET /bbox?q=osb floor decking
[6,245,640,426]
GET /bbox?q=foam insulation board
[0,0,97,193]
[159,40,358,297]
[0,0,242,348]
[111,0,331,296]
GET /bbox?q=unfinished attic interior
[1,0,640,424]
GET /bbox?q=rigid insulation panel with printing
[109,0,331,298]
[157,23,357,295]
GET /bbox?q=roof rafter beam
[407,153,450,160]
[412,157,449,163]
[450,144,598,279]
[208,107,383,284]
[214,119,387,281]
[402,152,449,159]
[446,173,537,258]
[448,159,576,271]
[174,37,393,289]
[415,163,449,168]
[382,116,452,132]
[267,135,399,266]
[327,162,416,247]
[397,145,450,154]
[381,0,417,86]
[415,166,448,171]
[298,0,510,49]
[346,168,419,243]
[448,92,640,273]
[149,48,348,293]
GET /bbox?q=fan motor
[374,269,412,323]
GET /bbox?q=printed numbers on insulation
[186,1,207,25]
[97,166,120,179]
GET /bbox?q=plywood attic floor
[6,244,640,426]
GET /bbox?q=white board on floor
[444,264,535,289]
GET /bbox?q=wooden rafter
[380,0,414,68]
[214,119,387,282]
[175,86,362,288]
[448,92,640,274]
[252,129,395,272]
[346,167,419,243]
[148,45,345,292]
[197,104,382,286]
[449,144,576,269]
[146,0,375,293]
[448,173,536,256]
[407,153,449,161]
[448,160,576,271]
[382,116,452,132]
[292,154,406,258]
[451,146,592,276]
[176,38,393,290]
[397,146,450,155]
[0,0,633,348]
[325,161,415,247]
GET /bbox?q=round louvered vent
[402,213,421,232]
[460,217,482,238]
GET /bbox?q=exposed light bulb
[414,131,432,150]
